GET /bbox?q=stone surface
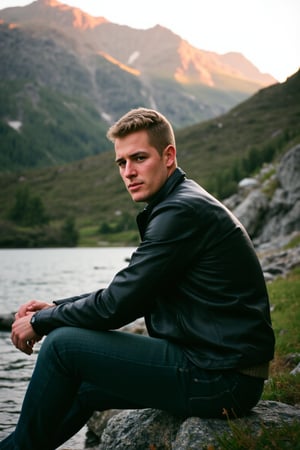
[229,144,300,245]
[232,189,268,236]
[97,409,181,450]
[87,401,300,449]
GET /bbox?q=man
[1,108,275,450]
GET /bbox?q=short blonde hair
[106,107,176,155]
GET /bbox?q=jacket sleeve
[31,202,199,336]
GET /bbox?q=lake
[0,247,135,449]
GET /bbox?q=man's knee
[38,327,74,359]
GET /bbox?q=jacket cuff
[29,308,57,336]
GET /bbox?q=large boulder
[87,400,300,449]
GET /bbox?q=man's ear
[164,145,176,167]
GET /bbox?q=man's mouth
[128,182,142,192]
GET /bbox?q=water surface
[0,247,134,448]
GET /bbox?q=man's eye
[136,156,146,162]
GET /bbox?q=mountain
[0,69,299,248]
[0,0,277,172]
[0,0,275,86]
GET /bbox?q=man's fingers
[11,333,33,355]
[16,301,36,318]
[11,314,37,355]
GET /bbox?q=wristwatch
[30,313,37,328]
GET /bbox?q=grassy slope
[176,70,300,189]
[0,81,111,171]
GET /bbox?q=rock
[257,145,300,243]
[96,409,181,450]
[238,177,259,190]
[277,144,300,203]
[291,362,300,375]
[87,401,300,449]
[87,409,121,438]
[224,144,300,246]
[0,312,14,331]
[258,199,300,244]
[232,189,269,236]
[259,243,300,282]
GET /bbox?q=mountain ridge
[1,0,109,30]
[0,0,276,88]
[0,0,279,173]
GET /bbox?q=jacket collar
[146,167,186,211]
[136,168,186,237]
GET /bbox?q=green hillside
[0,70,299,247]
[0,81,111,171]
[177,70,300,197]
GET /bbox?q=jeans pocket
[188,367,248,419]
[187,366,264,418]
[187,366,229,418]
[224,373,264,417]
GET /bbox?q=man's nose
[124,162,136,178]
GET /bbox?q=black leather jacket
[32,168,275,370]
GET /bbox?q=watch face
[30,315,36,323]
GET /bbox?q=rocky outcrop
[257,145,300,244]
[86,401,300,449]
[222,144,300,282]
[231,189,269,236]
[224,144,300,247]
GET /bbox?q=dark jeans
[0,327,264,450]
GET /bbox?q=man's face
[115,130,175,203]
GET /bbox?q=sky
[0,0,299,82]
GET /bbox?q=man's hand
[12,300,53,355]
[15,300,52,320]
[11,312,42,355]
